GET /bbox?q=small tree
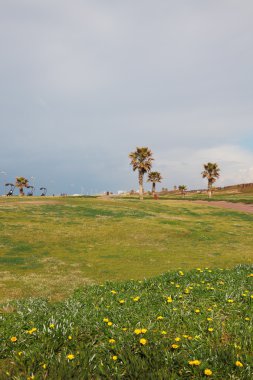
[129,147,153,200]
[178,185,187,197]
[147,171,162,195]
[202,163,220,198]
[15,177,29,196]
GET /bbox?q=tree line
[129,147,220,200]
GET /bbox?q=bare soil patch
[194,200,253,213]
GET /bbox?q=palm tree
[129,147,153,200]
[202,163,220,198]
[178,185,187,197]
[15,177,29,196]
[147,171,162,195]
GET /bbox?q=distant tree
[201,163,220,198]
[178,185,187,197]
[129,147,153,200]
[15,177,29,196]
[147,171,162,195]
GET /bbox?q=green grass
[1,197,253,302]
[1,266,253,379]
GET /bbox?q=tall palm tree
[129,147,153,200]
[147,171,162,195]
[15,177,29,196]
[202,163,220,198]
[178,185,187,197]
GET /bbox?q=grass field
[1,196,253,379]
[1,266,253,379]
[0,196,253,302]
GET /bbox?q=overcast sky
[1,0,253,195]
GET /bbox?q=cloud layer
[1,1,253,193]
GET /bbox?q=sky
[1,0,253,195]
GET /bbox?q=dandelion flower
[235,361,243,367]
[140,338,147,345]
[204,369,212,376]
[10,336,17,342]
[111,290,117,294]
[245,317,250,321]
[161,331,167,335]
[103,318,109,323]
[195,309,200,313]
[107,322,113,326]
[68,335,72,340]
[208,328,214,332]
[174,337,181,342]
[141,328,147,334]
[49,324,55,329]
[133,296,140,302]
[179,271,184,276]
[171,344,179,349]
[227,299,234,303]
[67,354,75,360]
[109,339,116,344]
[112,355,118,361]
[189,360,201,366]
[134,329,142,335]
[157,316,164,320]
[119,300,125,304]
[167,297,173,303]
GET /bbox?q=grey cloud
[1,1,253,194]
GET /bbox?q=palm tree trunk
[208,181,212,198]
[19,187,24,196]
[139,172,144,200]
[152,182,156,195]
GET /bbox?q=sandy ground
[194,200,253,213]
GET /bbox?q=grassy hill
[1,266,253,379]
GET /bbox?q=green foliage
[1,266,253,379]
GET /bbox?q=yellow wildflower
[227,299,234,303]
[171,344,179,349]
[140,338,147,345]
[179,271,184,276]
[235,361,243,367]
[167,297,173,303]
[174,337,181,342]
[10,336,17,342]
[134,329,142,335]
[189,360,201,366]
[141,328,147,334]
[119,300,125,304]
[208,328,214,332]
[204,369,212,376]
[107,322,113,326]
[195,309,200,313]
[103,318,109,322]
[68,335,72,340]
[109,339,116,344]
[157,316,164,320]
[42,364,47,369]
[161,330,167,335]
[111,290,117,294]
[67,354,75,360]
[133,297,140,302]
[112,355,117,361]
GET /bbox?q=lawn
[0,196,253,302]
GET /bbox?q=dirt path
[194,201,253,213]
